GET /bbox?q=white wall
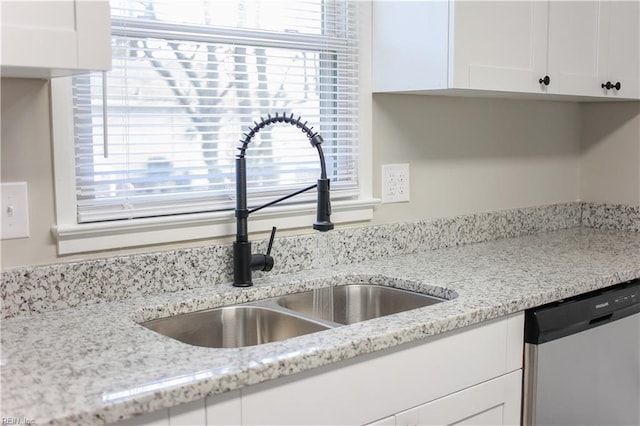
[579,102,640,205]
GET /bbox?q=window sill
[51,198,379,255]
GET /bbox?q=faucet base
[233,241,253,287]
[313,221,334,232]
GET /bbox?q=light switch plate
[1,182,30,239]
[381,163,410,203]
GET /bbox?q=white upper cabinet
[601,1,640,99]
[1,0,111,78]
[547,1,603,97]
[449,1,548,94]
[536,0,638,99]
[373,0,639,100]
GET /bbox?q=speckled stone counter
[2,227,639,425]
[1,202,583,319]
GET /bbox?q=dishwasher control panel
[613,290,638,307]
[525,278,639,344]
[589,280,639,316]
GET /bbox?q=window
[51,0,374,254]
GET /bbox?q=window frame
[50,1,375,255]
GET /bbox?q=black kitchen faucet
[233,113,333,287]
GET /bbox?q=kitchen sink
[141,281,450,348]
[140,305,330,348]
[276,284,446,325]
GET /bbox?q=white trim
[51,198,378,255]
[50,77,79,227]
[49,1,374,256]
[51,1,380,255]
[110,17,353,51]
[358,0,373,205]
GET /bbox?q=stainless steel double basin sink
[141,284,447,348]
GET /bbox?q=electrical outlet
[381,163,410,203]
[1,182,30,239]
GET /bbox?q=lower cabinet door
[409,370,522,426]
[369,370,522,426]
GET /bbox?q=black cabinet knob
[602,81,622,90]
[539,75,550,86]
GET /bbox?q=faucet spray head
[313,178,333,232]
[310,134,333,231]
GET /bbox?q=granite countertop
[2,227,639,425]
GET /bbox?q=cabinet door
[547,1,606,97]
[603,1,640,99]
[451,1,548,93]
[1,1,78,71]
[0,0,110,78]
[241,315,519,425]
[410,371,522,426]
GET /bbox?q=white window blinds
[72,0,359,223]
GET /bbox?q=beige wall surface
[1,77,583,268]
[579,101,640,205]
[371,94,581,224]
[3,79,636,269]
[1,78,59,268]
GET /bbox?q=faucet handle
[266,226,277,256]
[250,227,276,272]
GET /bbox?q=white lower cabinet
[369,371,522,426]
[112,395,239,426]
[113,313,524,426]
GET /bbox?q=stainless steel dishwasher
[523,278,640,426]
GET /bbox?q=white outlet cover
[381,163,410,203]
[1,182,30,239]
